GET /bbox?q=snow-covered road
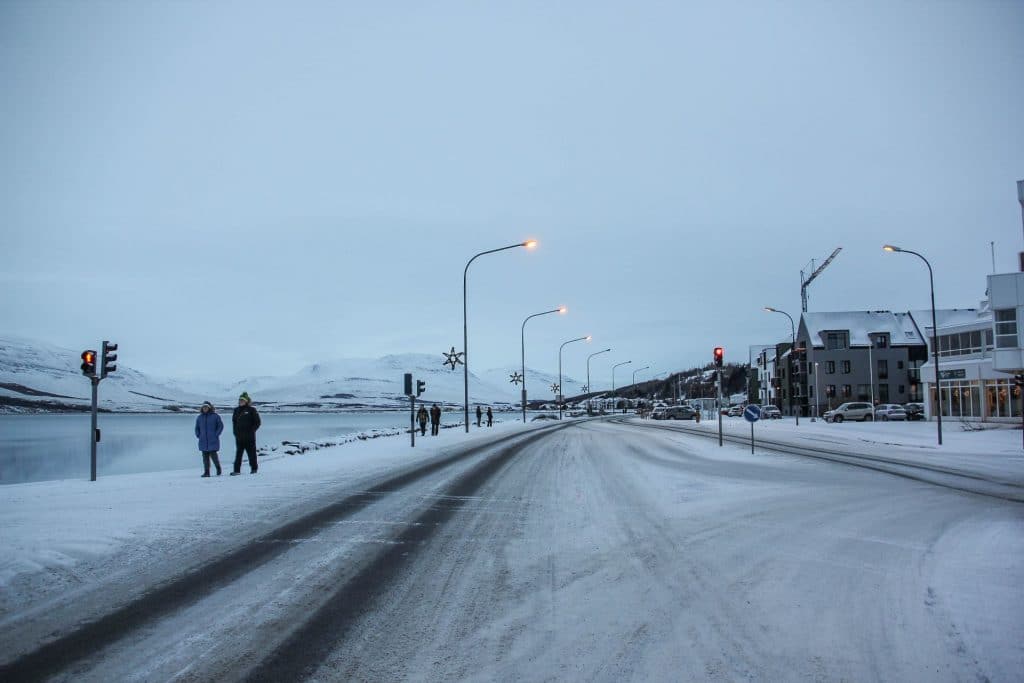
[1,418,1021,682]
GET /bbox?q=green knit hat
[239,391,251,403]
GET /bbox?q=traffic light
[404,373,413,395]
[416,380,426,397]
[713,347,724,368]
[101,341,118,378]
[81,350,97,377]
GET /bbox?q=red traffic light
[81,349,97,377]
[713,347,724,367]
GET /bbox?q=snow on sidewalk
[0,417,533,616]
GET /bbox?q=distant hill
[0,336,581,413]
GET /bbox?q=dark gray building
[795,311,929,417]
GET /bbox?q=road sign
[743,405,761,423]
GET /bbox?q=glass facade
[938,329,994,357]
[931,379,1022,419]
[995,309,1018,349]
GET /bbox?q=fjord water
[0,412,408,485]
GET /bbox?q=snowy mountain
[0,336,581,413]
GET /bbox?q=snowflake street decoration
[550,383,560,394]
[509,372,523,385]
[581,384,589,393]
[442,347,464,371]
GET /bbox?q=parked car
[904,402,925,421]
[650,407,670,420]
[823,402,874,423]
[875,404,907,421]
[760,405,782,419]
[666,405,696,420]
[727,405,744,417]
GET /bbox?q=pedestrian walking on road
[231,392,261,475]
[476,405,482,428]
[430,404,441,435]
[195,401,223,477]
[417,405,429,436]
[486,406,493,427]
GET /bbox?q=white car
[824,402,874,423]
[875,404,907,421]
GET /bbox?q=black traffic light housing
[416,380,426,397]
[404,373,413,396]
[713,347,724,368]
[81,350,97,377]
[101,341,118,378]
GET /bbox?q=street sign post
[744,404,761,454]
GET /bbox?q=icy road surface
[1,418,1021,682]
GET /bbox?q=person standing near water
[231,392,261,475]
[195,401,223,477]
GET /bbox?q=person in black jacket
[430,404,441,435]
[417,405,429,436]
[486,406,493,427]
[476,405,482,428]
[231,391,261,475]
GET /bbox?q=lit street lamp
[520,306,567,423]
[764,306,799,426]
[884,244,942,445]
[559,336,591,419]
[463,240,537,432]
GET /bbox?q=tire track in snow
[0,422,570,682]
[243,422,573,682]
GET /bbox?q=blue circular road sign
[744,405,761,423]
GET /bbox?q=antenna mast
[800,247,842,312]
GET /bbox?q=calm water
[0,411,409,485]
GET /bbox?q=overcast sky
[2,1,1022,384]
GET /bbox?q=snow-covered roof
[801,311,923,348]
[907,308,985,334]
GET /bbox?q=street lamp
[884,244,942,445]
[586,348,611,403]
[520,306,567,423]
[559,336,591,419]
[632,366,650,386]
[764,306,799,426]
[612,361,631,412]
[463,240,537,432]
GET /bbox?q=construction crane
[800,247,842,312]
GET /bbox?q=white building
[918,272,1024,423]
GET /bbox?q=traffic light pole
[718,369,723,447]
[410,395,416,448]
[90,377,99,481]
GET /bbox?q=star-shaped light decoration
[550,382,560,394]
[509,372,523,385]
[581,384,589,393]
[442,347,464,371]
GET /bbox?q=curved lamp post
[586,348,611,401]
[558,336,591,419]
[632,366,650,386]
[765,306,799,426]
[521,306,567,423]
[612,361,631,412]
[884,244,942,445]
[464,239,537,432]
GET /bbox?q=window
[874,334,888,348]
[826,384,836,397]
[827,361,835,374]
[996,309,1018,348]
[842,360,851,374]
[898,385,905,394]
[826,332,848,350]
[856,384,871,401]
[879,384,889,403]
[842,384,852,398]
[897,360,904,370]
[878,359,888,379]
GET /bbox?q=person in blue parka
[195,401,224,477]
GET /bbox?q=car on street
[823,402,874,423]
[666,405,696,420]
[650,407,670,420]
[875,404,907,421]
[905,402,926,421]
[760,405,782,419]
[727,405,744,417]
